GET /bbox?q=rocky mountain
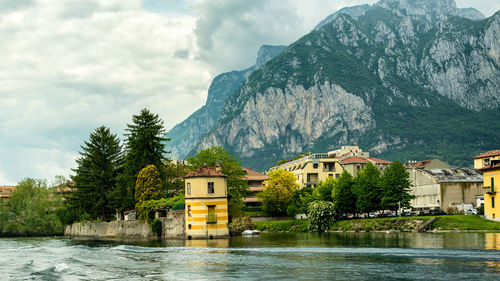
[188,0,499,170]
[166,45,286,159]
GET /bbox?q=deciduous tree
[354,162,382,214]
[307,201,335,232]
[332,171,357,218]
[135,165,165,222]
[380,160,413,213]
[258,169,299,215]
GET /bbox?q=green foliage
[332,171,357,218]
[1,178,63,236]
[307,201,335,232]
[476,205,484,216]
[286,204,299,219]
[354,162,382,214]
[135,165,166,222]
[229,216,256,235]
[380,160,414,212]
[430,215,500,231]
[70,126,123,221]
[292,187,316,215]
[151,219,162,237]
[314,177,335,201]
[254,219,308,232]
[258,169,299,215]
[121,108,169,209]
[187,146,248,217]
[164,162,188,197]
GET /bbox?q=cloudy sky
[0,0,498,185]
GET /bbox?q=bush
[151,219,162,237]
[286,204,299,219]
[307,201,336,232]
[446,207,458,215]
[255,220,308,232]
[229,216,255,235]
[477,205,484,215]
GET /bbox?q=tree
[71,126,123,221]
[380,160,414,213]
[354,162,382,214]
[135,165,165,222]
[314,177,335,202]
[187,146,248,217]
[307,201,335,232]
[163,162,188,197]
[258,169,299,215]
[121,108,169,209]
[332,171,357,219]
[1,178,63,236]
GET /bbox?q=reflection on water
[1,232,499,280]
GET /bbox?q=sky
[0,0,498,185]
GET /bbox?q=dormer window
[484,158,490,167]
[208,182,215,194]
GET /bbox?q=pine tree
[354,162,382,214]
[332,170,356,218]
[121,109,169,209]
[71,126,123,221]
[380,160,414,213]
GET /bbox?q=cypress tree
[71,126,123,221]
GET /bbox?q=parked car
[400,211,412,217]
[428,209,447,216]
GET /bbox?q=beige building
[0,186,15,204]
[474,150,500,169]
[184,166,229,239]
[408,159,450,169]
[269,145,391,188]
[408,168,483,211]
[242,168,268,206]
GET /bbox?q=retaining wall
[64,210,185,240]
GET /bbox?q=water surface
[1,232,499,280]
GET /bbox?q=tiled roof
[185,166,227,178]
[242,167,268,181]
[368,157,392,164]
[341,156,368,164]
[474,149,500,159]
[480,163,500,171]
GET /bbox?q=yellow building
[482,159,500,222]
[0,186,15,204]
[184,166,229,239]
[269,145,391,188]
[474,150,500,169]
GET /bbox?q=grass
[253,216,500,233]
[255,219,308,232]
[430,215,500,231]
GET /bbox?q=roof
[368,157,392,164]
[474,149,500,159]
[341,156,368,164]
[422,168,483,183]
[480,162,500,172]
[185,166,227,178]
[242,167,268,181]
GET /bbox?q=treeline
[259,161,413,221]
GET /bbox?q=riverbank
[254,215,500,233]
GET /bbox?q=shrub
[286,204,299,219]
[447,207,458,215]
[307,201,335,232]
[229,216,255,235]
[477,205,484,215]
[151,219,162,237]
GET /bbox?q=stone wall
[65,210,185,240]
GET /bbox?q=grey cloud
[0,0,33,12]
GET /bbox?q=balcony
[206,214,217,224]
[484,186,496,194]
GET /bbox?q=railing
[206,214,217,224]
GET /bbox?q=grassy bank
[254,215,500,232]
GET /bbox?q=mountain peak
[254,45,287,69]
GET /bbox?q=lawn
[430,215,500,231]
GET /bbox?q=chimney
[215,164,221,172]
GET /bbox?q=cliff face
[192,0,500,170]
[166,45,286,159]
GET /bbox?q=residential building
[0,186,15,204]
[408,159,450,169]
[242,167,268,206]
[269,145,391,188]
[481,158,500,221]
[407,168,483,211]
[184,165,229,239]
[474,149,500,169]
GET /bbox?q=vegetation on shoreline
[255,215,500,233]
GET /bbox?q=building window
[336,174,340,178]
[492,177,495,193]
[493,197,495,208]
[208,182,215,194]
[484,158,490,167]
[187,205,192,217]
[313,163,318,169]
[188,224,192,229]
[187,183,191,195]
[328,174,333,178]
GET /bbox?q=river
[1,232,500,280]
